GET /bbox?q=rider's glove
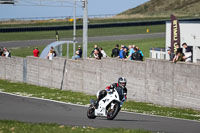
[107,89,113,93]
[122,97,126,102]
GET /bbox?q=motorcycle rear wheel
[107,102,120,120]
[87,105,96,119]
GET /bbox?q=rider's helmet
[118,77,127,88]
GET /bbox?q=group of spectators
[111,44,143,61]
[0,47,11,57]
[167,43,193,63]
[33,47,57,60]
[71,44,144,61]
[89,44,107,60]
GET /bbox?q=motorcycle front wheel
[107,101,120,120]
[87,105,96,119]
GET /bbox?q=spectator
[0,48,3,56]
[127,45,135,60]
[131,47,142,61]
[56,30,59,41]
[99,47,107,57]
[182,43,193,62]
[47,49,54,60]
[111,44,120,58]
[77,45,82,58]
[119,45,126,59]
[175,44,182,53]
[3,48,11,57]
[136,46,144,61]
[167,48,175,61]
[90,44,99,58]
[93,49,102,60]
[124,47,128,58]
[173,48,185,63]
[123,45,129,52]
[72,50,80,60]
[33,47,40,57]
[50,46,57,57]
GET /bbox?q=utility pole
[82,0,88,58]
[73,0,77,56]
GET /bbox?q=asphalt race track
[0,33,165,48]
[0,92,200,133]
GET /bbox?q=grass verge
[0,120,151,133]
[0,79,200,121]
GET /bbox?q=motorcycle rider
[94,77,127,108]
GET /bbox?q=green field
[0,25,165,42]
[1,22,166,59]
[10,37,165,58]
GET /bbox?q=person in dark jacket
[131,47,142,61]
[93,49,102,60]
[173,48,185,63]
[90,44,99,58]
[77,45,82,58]
[111,44,120,57]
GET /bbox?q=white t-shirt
[48,53,53,60]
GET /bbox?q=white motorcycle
[87,87,125,120]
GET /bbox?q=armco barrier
[0,56,200,110]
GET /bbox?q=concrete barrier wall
[26,56,65,89]
[145,59,175,106]
[1,56,200,110]
[173,62,200,109]
[0,57,24,82]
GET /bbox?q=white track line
[0,91,200,123]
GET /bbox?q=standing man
[56,30,59,41]
[111,44,120,58]
[119,45,126,59]
[33,48,39,57]
[127,45,134,60]
[77,45,82,58]
[182,43,193,62]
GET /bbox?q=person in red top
[33,48,39,57]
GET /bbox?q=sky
[0,0,149,19]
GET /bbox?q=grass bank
[0,16,170,28]
[0,120,151,133]
[0,79,200,121]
